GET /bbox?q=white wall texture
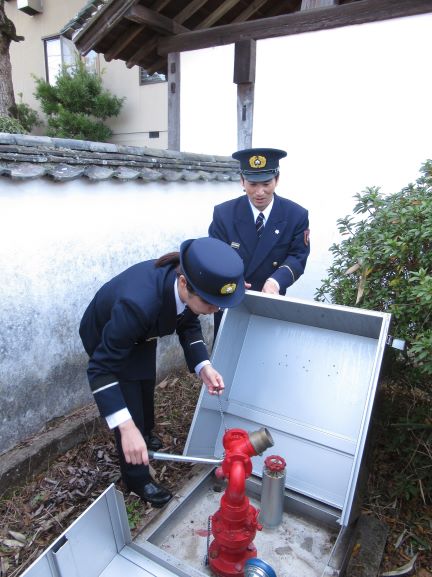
[180,14,432,300]
[4,12,431,454]
[0,178,240,453]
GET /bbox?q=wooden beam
[196,0,242,30]
[174,0,209,24]
[237,83,254,150]
[151,0,172,10]
[74,0,138,55]
[233,39,256,84]
[126,37,157,69]
[168,52,181,151]
[146,57,167,75]
[232,0,270,24]
[234,40,256,150]
[122,0,205,68]
[104,25,143,61]
[124,0,208,69]
[301,0,337,8]
[125,5,189,35]
[158,0,432,55]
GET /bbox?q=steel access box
[21,293,392,577]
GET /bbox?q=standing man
[79,237,244,507]
[209,147,310,333]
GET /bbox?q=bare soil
[0,370,430,577]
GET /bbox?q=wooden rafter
[157,0,432,55]
[147,57,168,75]
[124,0,209,69]
[231,0,271,24]
[126,37,158,69]
[124,5,189,35]
[74,0,138,55]
[195,0,242,30]
[150,0,172,11]
[173,0,209,25]
[104,25,143,61]
[301,0,336,8]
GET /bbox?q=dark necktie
[256,212,265,237]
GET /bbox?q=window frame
[139,67,166,86]
[43,35,100,85]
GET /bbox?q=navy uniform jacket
[79,261,208,418]
[209,193,310,293]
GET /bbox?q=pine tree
[34,58,125,142]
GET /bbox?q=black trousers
[113,378,156,488]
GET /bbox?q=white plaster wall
[180,44,237,155]
[180,14,432,300]
[0,178,240,453]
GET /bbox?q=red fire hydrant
[208,428,274,577]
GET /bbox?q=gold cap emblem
[220,283,237,295]
[249,155,267,169]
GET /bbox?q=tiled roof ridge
[0,133,239,183]
[60,0,109,39]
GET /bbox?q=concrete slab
[345,515,389,577]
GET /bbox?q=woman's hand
[199,364,225,395]
[118,419,149,465]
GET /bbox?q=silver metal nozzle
[248,427,274,455]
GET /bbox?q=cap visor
[242,171,278,182]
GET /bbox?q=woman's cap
[180,237,245,308]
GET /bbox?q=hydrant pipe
[208,428,274,577]
[226,458,246,504]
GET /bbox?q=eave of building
[0,134,238,183]
[72,0,432,74]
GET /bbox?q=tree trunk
[0,0,24,116]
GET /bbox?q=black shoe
[144,433,163,451]
[129,481,172,507]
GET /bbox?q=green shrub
[0,115,26,133]
[34,58,124,142]
[13,93,41,133]
[315,161,432,375]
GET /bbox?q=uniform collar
[174,278,186,315]
[248,196,274,223]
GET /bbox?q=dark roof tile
[85,165,116,180]
[0,134,239,184]
[48,164,86,181]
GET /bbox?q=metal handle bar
[148,451,223,466]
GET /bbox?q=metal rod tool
[148,451,223,466]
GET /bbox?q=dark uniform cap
[180,237,245,308]
[232,147,287,182]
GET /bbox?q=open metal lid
[185,292,391,526]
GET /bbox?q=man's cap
[232,147,287,182]
[180,237,245,308]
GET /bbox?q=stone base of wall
[0,404,103,497]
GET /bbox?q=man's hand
[262,278,279,294]
[118,419,149,465]
[199,364,225,395]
